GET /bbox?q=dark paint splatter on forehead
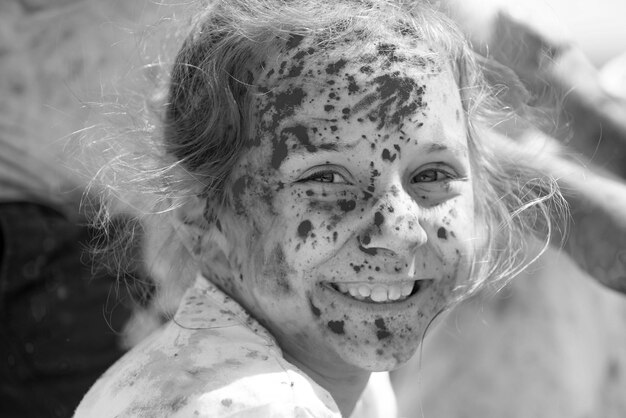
[325,59,348,75]
[256,86,307,136]
[272,124,338,169]
[286,34,305,50]
[377,43,405,65]
[366,73,426,130]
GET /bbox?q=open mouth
[327,279,432,303]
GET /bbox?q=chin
[337,337,421,372]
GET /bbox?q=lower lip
[315,280,434,313]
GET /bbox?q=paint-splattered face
[217,35,479,372]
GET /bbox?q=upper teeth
[334,282,415,302]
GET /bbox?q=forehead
[261,30,444,80]
[253,33,457,123]
[248,33,465,163]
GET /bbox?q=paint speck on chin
[374,317,391,340]
[328,320,345,334]
[437,227,448,240]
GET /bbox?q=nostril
[357,235,378,255]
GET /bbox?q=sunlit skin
[198,34,482,415]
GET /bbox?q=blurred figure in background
[0,1,151,416]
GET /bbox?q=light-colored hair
[83,0,566,326]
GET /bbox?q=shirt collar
[173,273,278,346]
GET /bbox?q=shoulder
[75,320,340,417]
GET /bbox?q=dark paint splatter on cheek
[381,148,397,162]
[328,320,345,334]
[297,220,313,239]
[337,199,356,212]
[374,211,384,228]
[437,227,448,240]
[272,246,292,293]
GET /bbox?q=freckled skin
[211,36,479,374]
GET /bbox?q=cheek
[277,188,366,270]
[434,196,476,251]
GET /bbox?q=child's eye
[301,170,348,184]
[411,168,451,183]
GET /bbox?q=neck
[283,351,371,417]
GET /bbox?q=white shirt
[75,274,396,417]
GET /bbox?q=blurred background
[0,0,625,417]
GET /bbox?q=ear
[171,195,214,259]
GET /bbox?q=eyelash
[410,168,454,183]
[297,166,459,186]
[299,170,349,184]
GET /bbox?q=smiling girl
[75,0,564,416]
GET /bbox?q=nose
[357,184,427,260]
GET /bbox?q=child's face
[220,36,479,372]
